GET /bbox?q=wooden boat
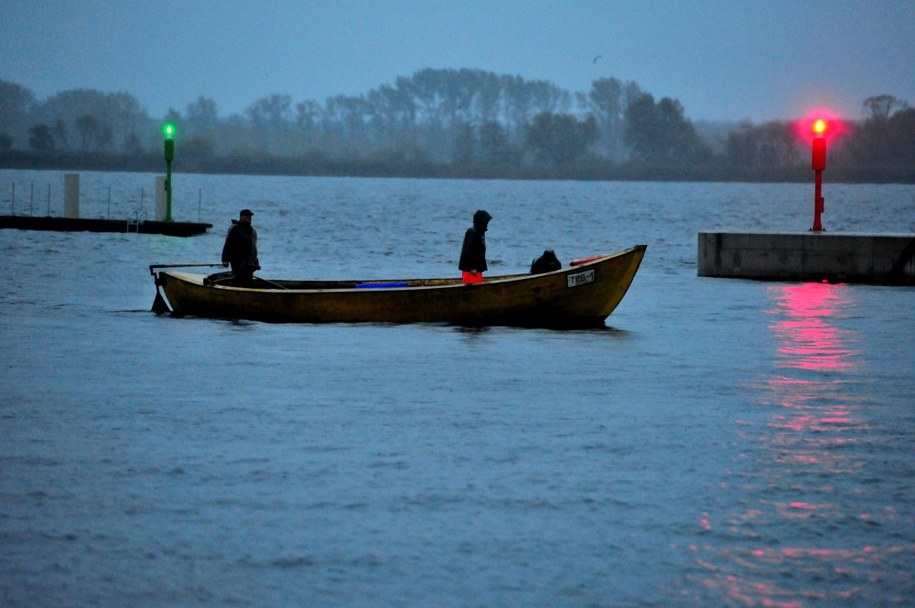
[149,244,646,328]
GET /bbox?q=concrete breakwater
[698,232,915,285]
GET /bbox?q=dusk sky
[2,0,913,123]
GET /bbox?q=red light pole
[811,119,827,231]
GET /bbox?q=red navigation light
[793,108,850,144]
[812,118,827,171]
[808,114,829,231]
[793,107,849,232]
[812,138,826,171]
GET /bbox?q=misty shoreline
[2,149,911,184]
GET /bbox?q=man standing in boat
[459,209,492,284]
[221,208,260,285]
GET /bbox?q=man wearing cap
[458,209,492,284]
[221,209,260,285]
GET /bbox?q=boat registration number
[567,269,595,288]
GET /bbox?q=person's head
[473,209,492,231]
[239,209,254,224]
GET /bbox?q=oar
[254,276,289,289]
[151,288,170,314]
[207,275,289,289]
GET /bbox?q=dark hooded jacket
[459,210,492,273]
[221,220,259,275]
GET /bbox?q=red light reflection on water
[765,283,865,469]
[683,283,894,606]
[770,282,855,372]
[687,542,914,606]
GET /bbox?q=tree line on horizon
[1,69,913,182]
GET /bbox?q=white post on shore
[63,174,79,218]
[155,176,167,221]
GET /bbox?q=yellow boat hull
[151,245,646,328]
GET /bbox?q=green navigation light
[163,123,176,140]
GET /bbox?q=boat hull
[151,245,646,328]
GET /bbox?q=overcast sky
[2,0,913,123]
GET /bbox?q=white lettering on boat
[567,269,595,288]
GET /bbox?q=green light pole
[163,123,175,222]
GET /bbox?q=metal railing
[127,209,148,232]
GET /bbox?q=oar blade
[151,289,170,314]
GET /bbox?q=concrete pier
[0,215,212,237]
[698,232,915,285]
[1,173,211,237]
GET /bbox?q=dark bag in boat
[530,249,562,274]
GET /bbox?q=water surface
[2,171,913,606]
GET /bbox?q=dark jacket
[458,210,492,272]
[459,225,487,272]
[221,221,259,275]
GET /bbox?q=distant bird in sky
[592,54,602,63]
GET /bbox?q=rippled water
[1,170,913,607]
